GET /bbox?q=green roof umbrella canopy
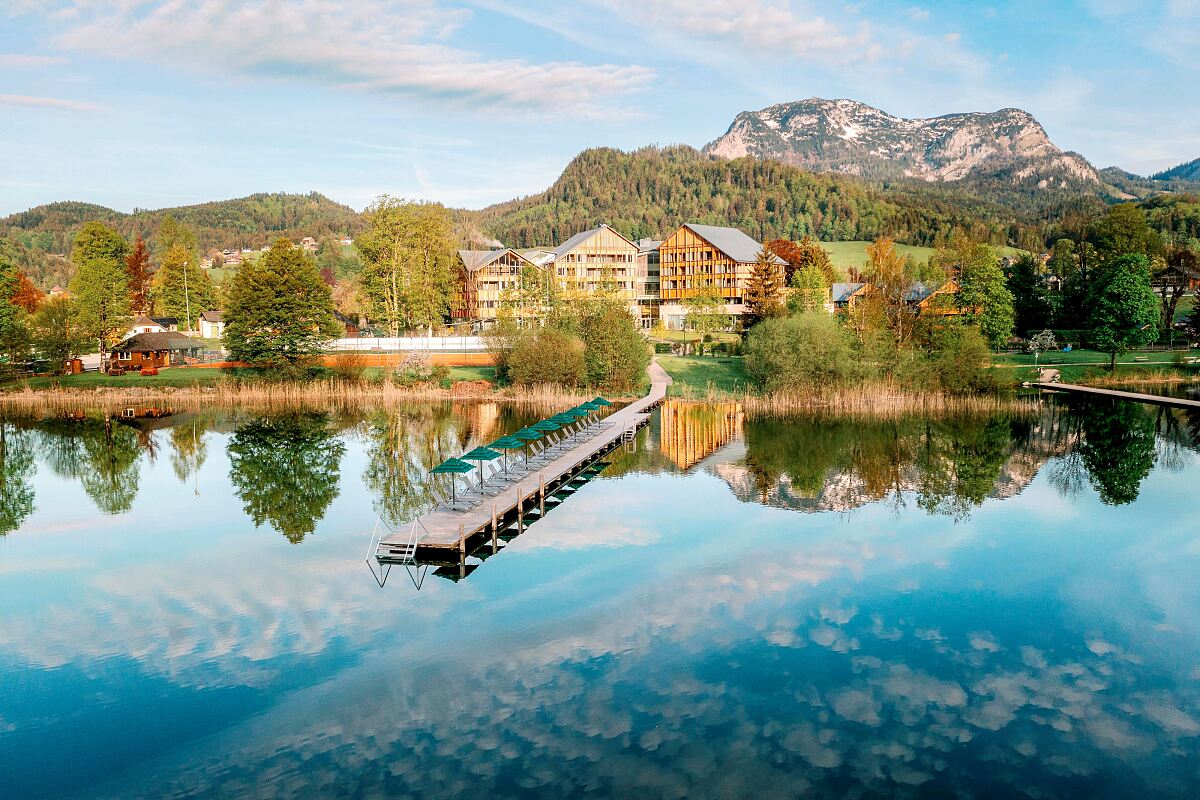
[513,429,542,441]
[429,456,474,506]
[487,437,524,475]
[462,446,501,461]
[430,457,474,474]
[591,397,613,406]
[531,421,560,431]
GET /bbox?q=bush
[744,313,862,392]
[927,322,1000,394]
[580,305,650,393]
[507,328,586,387]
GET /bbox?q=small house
[126,315,168,338]
[198,310,225,340]
[831,282,869,311]
[112,332,202,369]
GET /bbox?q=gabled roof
[680,224,784,265]
[905,280,959,304]
[151,316,178,326]
[458,248,535,272]
[200,310,223,323]
[131,314,164,329]
[551,224,637,258]
[117,332,201,353]
[637,238,662,253]
[831,282,867,303]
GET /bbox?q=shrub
[927,322,1000,394]
[744,313,861,392]
[506,328,586,387]
[580,305,650,393]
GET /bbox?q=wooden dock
[1029,382,1200,409]
[376,361,672,563]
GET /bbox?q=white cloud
[0,53,65,68]
[906,7,931,21]
[0,93,103,112]
[18,0,653,115]
[594,0,881,63]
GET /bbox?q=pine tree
[744,247,784,327]
[151,244,215,330]
[125,234,153,313]
[69,221,130,371]
[224,239,340,365]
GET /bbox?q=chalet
[112,332,202,369]
[125,315,167,338]
[300,236,319,252]
[198,310,225,339]
[338,236,353,246]
[550,224,640,318]
[455,248,540,322]
[906,280,965,315]
[831,282,869,311]
[657,223,783,329]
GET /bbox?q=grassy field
[657,355,750,395]
[820,241,1026,273]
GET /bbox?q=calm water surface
[1,398,1199,798]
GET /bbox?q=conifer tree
[151,244,215,330]
[125,234,153,313]
[744,247,784,327]
[224,239,340,365]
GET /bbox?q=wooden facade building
[455,248,540,323]
[113,332,202,369]
[550,224,639,315]
[657,223,781,329]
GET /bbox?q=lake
[1,398,1198,799]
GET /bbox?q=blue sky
[1,0,1197,216]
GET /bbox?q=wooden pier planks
[1030,382,1200,410]
[380,361,672,553]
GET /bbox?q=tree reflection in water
[0,422,36,534]
[35,416,142,514]
[227,414,345,544]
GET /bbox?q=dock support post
[517,486,523,533]
[491,504,498,553]
[539,473,545,515]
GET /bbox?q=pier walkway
[376,361,672,563]
[1029,382,1200,410]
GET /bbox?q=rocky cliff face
[703,98,1100,189]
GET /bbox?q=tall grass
[671,380,1036,417]
[0,379,613,415]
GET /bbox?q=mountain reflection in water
[0,397,1198,799]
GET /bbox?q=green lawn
[16,367,229,390]
[820,241,1026,273]
[657,355,750,396]
[992,348,1200,384]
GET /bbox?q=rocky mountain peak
[703,98,1099,188]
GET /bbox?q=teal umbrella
[489,436,524,475]
[430,457,474,507]
[591,397,612,406]
[512,428,543,463]
[531,420,560,431]
[461,446,501,482]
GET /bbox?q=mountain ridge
[703,98,1100,190]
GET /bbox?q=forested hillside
[3,192,363,256]
[468,146,1039,249]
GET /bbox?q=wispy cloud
[18,0,653,115]
[0,93,103,112]
[0,53,65,68]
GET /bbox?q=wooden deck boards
[380,361,672,554]
[1030,382,1200,409]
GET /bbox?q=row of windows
[559,253,635,263]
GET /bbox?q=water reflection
[226,414,346,544]
[1,396,1200,798]
[0,422,35,534]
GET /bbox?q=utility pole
[183,259,192,333]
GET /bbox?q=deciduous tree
[31,296,88,369]
[69,221,130,371]
[356,197,457,336]
[1089,253,1160,370]
[787,264,828,314]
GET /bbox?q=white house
[198,310,225,340]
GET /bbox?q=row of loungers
[430,409,615,513]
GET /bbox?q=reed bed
[671,381,1037,418]
[1076,370,1200,388]
[0,379,617,415]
